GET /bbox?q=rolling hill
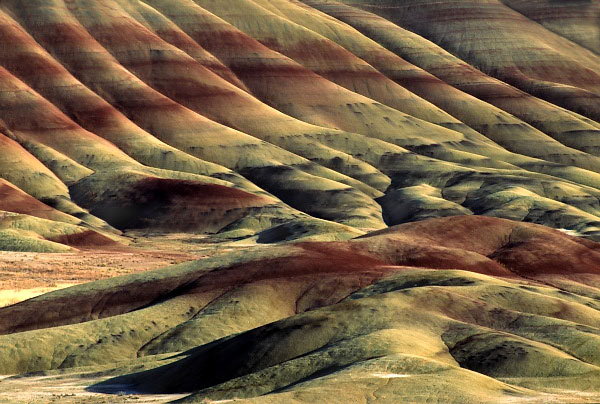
[0,0,599,402]
[0,0,600,248]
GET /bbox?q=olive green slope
[0,217,596,402]
[133,270,600,403]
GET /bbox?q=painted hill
[0,216,599,402]
[0,0,600,402]
[0,0,599,251]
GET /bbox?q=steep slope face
[334,0,600,121]
[303,0,600,155]
[499,0,600,55]
[0,0,599,250]
[0,216,598,403]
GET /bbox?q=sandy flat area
[0,232,258,306]
[0,373,188,404]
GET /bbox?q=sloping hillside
[0,0,600,250]
[1,1,600,403]
[0,216,599,403]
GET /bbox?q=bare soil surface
[0,232,257,307]
[0,373,187,404]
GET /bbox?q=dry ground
[0,373,188,404]
[0,232,257,307]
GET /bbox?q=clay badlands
[0,0,599,402]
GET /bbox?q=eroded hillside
[1,0,600,403]
[0,216,599,403]
[0,0,599,250]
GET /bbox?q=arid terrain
[0,0,599,402]
[0,233,261,307]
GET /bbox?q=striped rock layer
[0,0,599,249]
